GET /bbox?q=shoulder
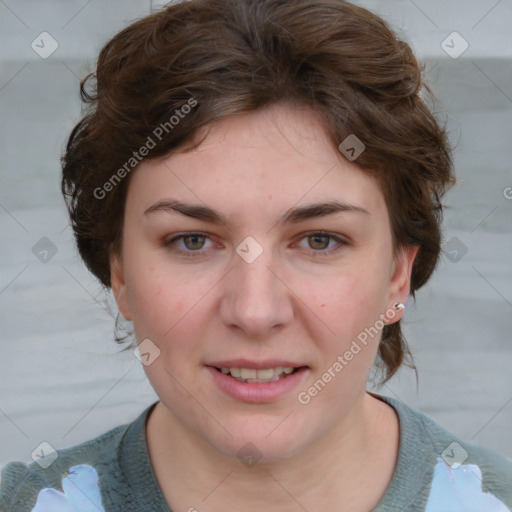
[0,417,133,512]
[404,399,512,479]
[416,406,512,509]
[376,393,512,511]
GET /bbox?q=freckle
[320,303,325,308]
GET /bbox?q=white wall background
[1,0,511,467]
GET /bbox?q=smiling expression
[110,102,417,460]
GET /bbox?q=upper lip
[206,359,308,370]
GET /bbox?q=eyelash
[163,231,348,258]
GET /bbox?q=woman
[1,0,511,510]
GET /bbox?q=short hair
[61,0,455,383]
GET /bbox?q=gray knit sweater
[1,395,511,511]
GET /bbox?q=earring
[394,302,405,311]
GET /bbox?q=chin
[203,417,312,465]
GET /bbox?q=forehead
[126,103,387,222]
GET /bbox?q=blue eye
[164,231,347,257]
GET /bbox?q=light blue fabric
[30,464,105,512]
[425,458,510,512]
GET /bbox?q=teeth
[230,368,241,378]
[255,368,274,380]
[219,366,297,383]
[240,368,257,379]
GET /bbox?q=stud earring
[394,302,405,311]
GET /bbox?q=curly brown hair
[61,0,455,383]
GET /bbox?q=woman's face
[111,103,417,461]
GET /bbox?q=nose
[219,240,294,339]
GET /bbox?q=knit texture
[1,395,511,511]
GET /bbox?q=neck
[145,393,399,512]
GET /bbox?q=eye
[295,231,347,256]
[164,232,214,256]
[163,230,348,258]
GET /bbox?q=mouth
[205,363,309,402]
[210,366,305,384]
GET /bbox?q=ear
[110,252,133,321]
[385,245,419,322]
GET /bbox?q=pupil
[310,235,328,250]
[185,235,204,250]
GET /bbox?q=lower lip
[206,366,308,403]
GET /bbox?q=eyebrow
[143,199,370,225]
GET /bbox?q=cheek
[304,271,388,396]
[124,254,216,351]
[122,248,175,335]
[314,265,389,333]
[128,277,189,341]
